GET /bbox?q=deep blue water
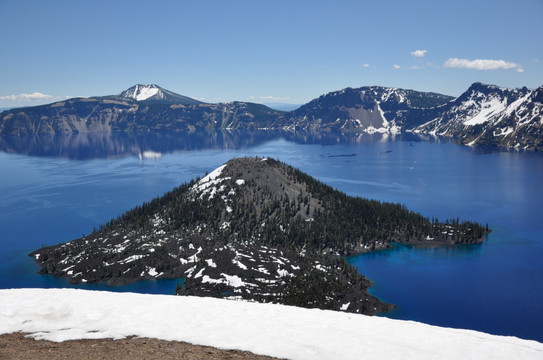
[1,131,542,341]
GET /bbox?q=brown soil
[0,333,280,360]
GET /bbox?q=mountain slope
[31,158,487,314]
[412,83,543,150]
[286,86,453,133]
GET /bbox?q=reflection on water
[0,130,436,160]
[351,241,485,264]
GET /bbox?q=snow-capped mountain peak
[118,84,166,101]
[125,84,161,101]
[116,84,203,105]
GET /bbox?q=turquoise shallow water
[1,131,542,341]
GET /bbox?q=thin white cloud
[0,92,54,101]
[411,49,427,59]
[393,64,401,69]
[443,58,524,72]
[260,96,291,101]
[362,63,371,68]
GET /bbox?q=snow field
[1,289,542,360]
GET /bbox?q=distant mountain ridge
[1,82,541,150]
[0,85,286,134]
[287,86,453,133]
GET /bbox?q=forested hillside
[31,158,488,314]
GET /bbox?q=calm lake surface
[1,131,542,341]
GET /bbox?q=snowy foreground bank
[1,289,542,360]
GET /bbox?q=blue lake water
[1,131,542,341]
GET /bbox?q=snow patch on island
[191,164,232,200]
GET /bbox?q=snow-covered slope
[412,83,543,150]
[1,289,541,360]
[121,84,160,101]
[116,84,203,105]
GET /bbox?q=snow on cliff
[1,289,542,360]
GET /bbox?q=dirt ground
[0,333,281,360]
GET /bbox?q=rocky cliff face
[0,98,285,135]
[0,98,133,135]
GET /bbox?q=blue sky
[1,0,541,108]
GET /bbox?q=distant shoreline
[348,233,488,256]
